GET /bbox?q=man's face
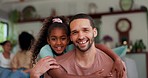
[70,19,97,52]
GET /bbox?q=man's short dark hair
[69,13,95,28]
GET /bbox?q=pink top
[45,48,127,78]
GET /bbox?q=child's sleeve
[39,44,54,58]
[66,44,74,52]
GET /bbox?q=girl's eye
[50,38,56,41]
[61,37,66,40]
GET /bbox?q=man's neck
[75,44,97,68]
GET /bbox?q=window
[0,21,8,43]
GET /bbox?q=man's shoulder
[55,50,75,63]
[95,48,107,55]
[95,48,114,61]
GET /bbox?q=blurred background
[0,0,148,78]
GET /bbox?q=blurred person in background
[10,31,35,78]
[0,40,14,78]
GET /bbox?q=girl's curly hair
[31,16,70,65]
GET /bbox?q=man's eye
[71,31,77,35]
[84,29,89,32]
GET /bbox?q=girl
[31,16,124,78]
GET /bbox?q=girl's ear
[47,37,50,44]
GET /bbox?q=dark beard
[74,36,95,52]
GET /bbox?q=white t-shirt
[0,52,14,68]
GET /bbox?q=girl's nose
[56,39,62,44]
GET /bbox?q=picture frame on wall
[119,0,134,11]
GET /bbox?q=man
[46,13,126,78]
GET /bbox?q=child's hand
[23,69,31,73]
[111,58,125,78]
[90,69,113,78]
[30,56,59,78]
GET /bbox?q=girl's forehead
[51,27,66,32]
[49,28,67,36]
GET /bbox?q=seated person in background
[10,31,35,78]
[0,40,14,78]
[31,16,125,78]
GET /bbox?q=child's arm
[36,44,112,78]
[39,44,54,58]
[95,44,125,78]
[31,56,112,78]
[30,56,59,78]
[95,44,119,60]
[48,67,112,78]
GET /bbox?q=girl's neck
[3,52,10,59]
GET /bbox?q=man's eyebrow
[71,30,77,33]
[83,28,89,30]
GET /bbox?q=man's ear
[47,37,50,44]
[70,35,73,42]
[93,28,98,37]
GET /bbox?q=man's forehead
[70,25,93,32]
[70,18,90,24]
[70,19,91,27]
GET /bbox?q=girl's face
[2,42,12,53]
[47,28,69,54]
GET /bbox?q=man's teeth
[79,41,87,44]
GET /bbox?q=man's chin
[77,46,89,52]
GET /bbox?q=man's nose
[78,31,84,39]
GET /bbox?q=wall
[0,10,8,20]
[9,0,148,17]
[10,0,148,50]
[1,0,148,47]
[13,22,42,39]
[0,0,148,77]
[100,12,148,49]
[126,53,147,78]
